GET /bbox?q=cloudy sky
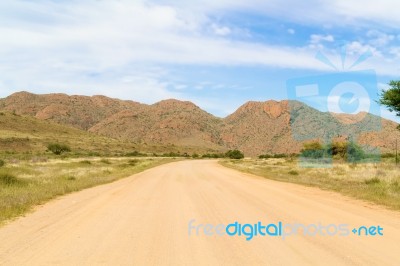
[1,0,400,122]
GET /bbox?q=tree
[327,141,365,161]
[327,142,347,158]
[345,142,365,162]
[47,143,71,155]
[301,141,325,159]
[379,80,400,129]
[225,149,244,159]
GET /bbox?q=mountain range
[1,91,399,156]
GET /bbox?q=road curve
[0,160,399,265]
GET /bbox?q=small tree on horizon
[379,80,400,129]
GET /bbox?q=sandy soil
[0,160,399,265]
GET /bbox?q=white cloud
[287,28,295,35]
[310,34,334,44]
[366,30,394,47]
[0,0,338,100]
[346,41,378,56]
[308,34,335,50]
[211,24,231,36]
[1,0,400,119]
[389,46,400,58]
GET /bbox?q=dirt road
[0,160,399,265]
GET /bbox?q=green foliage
[379,80,400,126]
[327,141,365,161]
[47,143,71,155]
[301,141,365,162]
[301,141,326,159]
[0,159,4,167]
[225,149,244,159]
[201,153,225,158]
[192,153,199,158]
[162,151,183,157]
[327,142,347,158]
[303,141,323,150]
[345,142,366,162]
[381,153,395,158]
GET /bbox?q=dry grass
[221,158,400,210]
[0,157,176,225]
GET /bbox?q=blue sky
[0,0,400,122]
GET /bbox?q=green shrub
[381,153,395,158]
[225,149,244,159]
[288,170,299,175]
[301,141,365,162]
[301,141,326,159]
[345,142,366,162]
[47,143,71,155]
[125,151,146,157]
[0,159,4,167]
[202,153,225,158]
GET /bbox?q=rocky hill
[89,99,223,150]
[0,110,137,154]
[1,91,399,156]
[0,91,143,130]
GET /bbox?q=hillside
[1,91,400,156]
[0,111,138,155]
[221,100,295,156]
[89,99,223,150]
[0,91,144,130]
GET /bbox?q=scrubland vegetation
[221,157,400,210]
[0,157,174,225]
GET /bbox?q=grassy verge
[220,158,400,210]
[0,157,177,225]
